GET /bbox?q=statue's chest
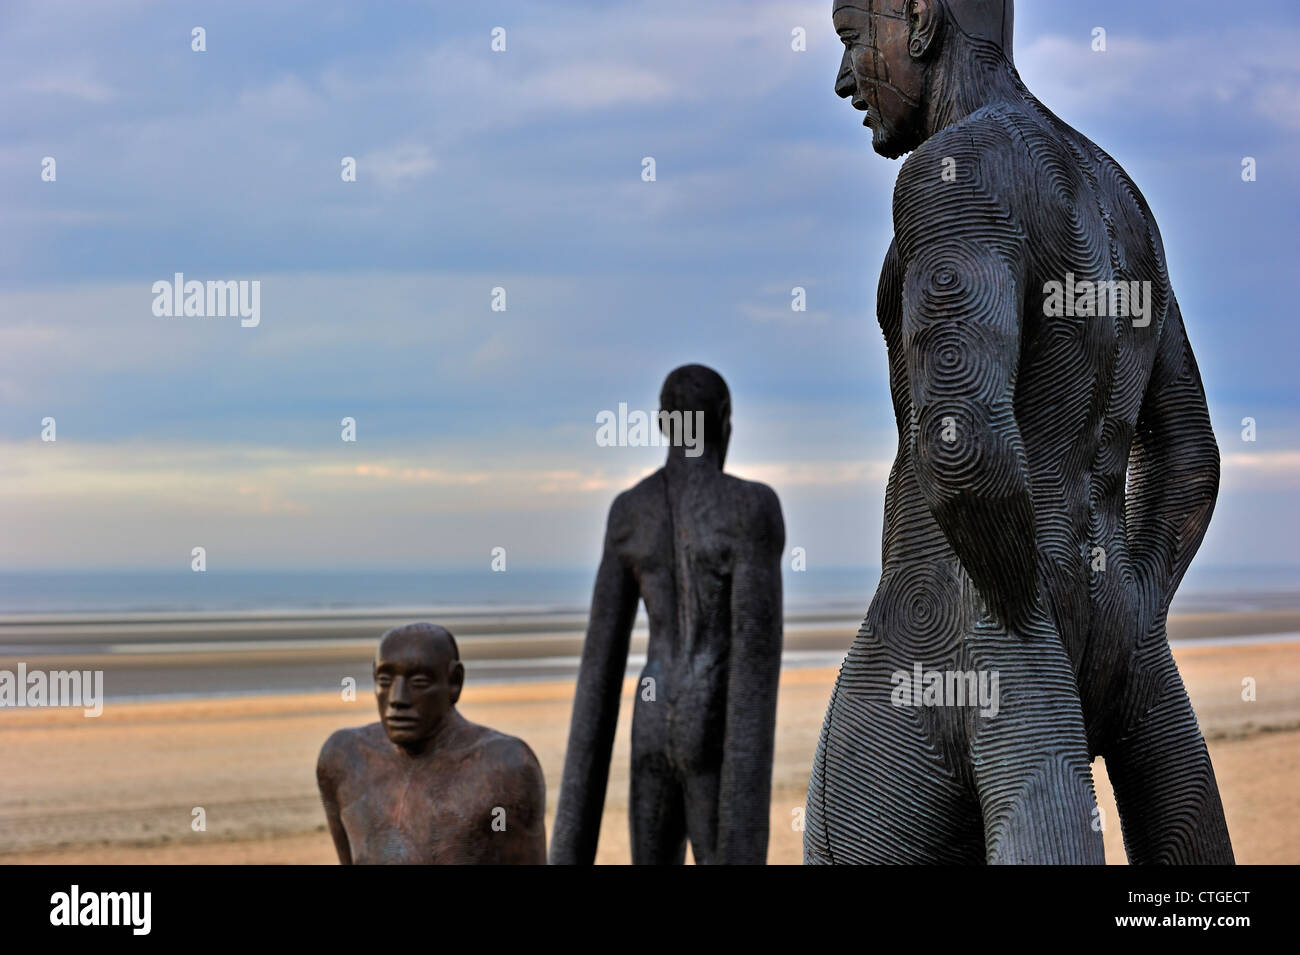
[341,769,491,863]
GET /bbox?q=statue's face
[373,631,462,748]
[834,0,928,158]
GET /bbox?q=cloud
[19,69,116,103]
[528,63,675,110]
[357,144,437,190]
[1221,451,1300,489]
[732,458,892,487]
[0,0,1295,572]
[235,74,324,117]
[1017,27,1300,132]
[740,302,831,324]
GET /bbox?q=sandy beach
[2,626,1298,865]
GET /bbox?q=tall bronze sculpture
[806,0,1234,863]
[316,622,547,864]
[550,365,785,864]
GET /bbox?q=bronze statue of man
[550,365,785,864]
[806,0,1234,863]
[316,622,546,864]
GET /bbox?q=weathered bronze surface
[317,623,546,864]
[550,365,786,864]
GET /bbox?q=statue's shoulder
[317,723,383,773]
[722,473,784,538]
[465,724,544,779]
[893,104,1052,254]
[624,468,665,500]
[730,473,781,511]
[899,104,1028,187]
[610,469,666,523]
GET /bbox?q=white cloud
[1017,28,1300,132]
[740,303,831,324]
[19,69,116,102]
[235,74,324,117]
[357,144,437,190]
[732,458,892,487]
[528,63,675,110]
[1221,451,1300,489]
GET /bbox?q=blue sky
[1,0,1297,574]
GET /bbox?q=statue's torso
[334,723,516,864]
[616,468,779,765]
[872,102,1175,749]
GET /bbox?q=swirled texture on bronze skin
[810,0,1234,864]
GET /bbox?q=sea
[0,564,1295,617]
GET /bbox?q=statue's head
[833,0,1014,158]
[374,622,464,749]
[660,364,731,467]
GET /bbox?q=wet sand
[4,609,1297,700]
[1,636,1297,864]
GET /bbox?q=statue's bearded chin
[868,86,922,159]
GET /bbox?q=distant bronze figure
[550,365,785,864]
[316,623,546,864]
[807,0,1233,863]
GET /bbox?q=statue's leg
[629,746,687,865]
[804,642,985,864]
[1104,639,1234,864]
[682,767,722,864]
[966,622,1105,864]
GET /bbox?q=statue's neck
[665,447,725,473]
[921,40,1029,142]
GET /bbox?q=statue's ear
[908,0,943,60]
[448,660,465,704]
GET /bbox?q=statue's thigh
[628,746,687,865]
[807,648,984,864]
[961,625,1105,863]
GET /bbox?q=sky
[0,0,1297,575]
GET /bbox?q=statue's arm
[548,496,639,864]
[316,732,353,865]
[1127,296,1219,607]
[718,486,785,864]
[485,741,548,865]
[894,138,1041,631]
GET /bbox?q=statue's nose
[835,52,856,99]
[388,677,411,705]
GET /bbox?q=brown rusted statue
[316,622,546,864]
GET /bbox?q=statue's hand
[1024,547,1088,647]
